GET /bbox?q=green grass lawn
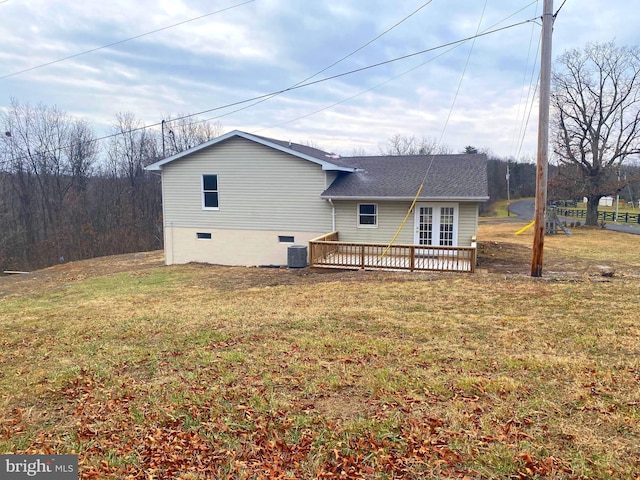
[1,225,639,479]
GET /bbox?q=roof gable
[145,130,355,172]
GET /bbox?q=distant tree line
[0,99,221,272]
[379,134,538,213]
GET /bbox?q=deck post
[410,246,415,272]
[470,235,477,273]
[360,245,365,269]
[309,242,315,266]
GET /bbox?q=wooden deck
[309,232,477,273]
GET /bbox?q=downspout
[327,199,335,232]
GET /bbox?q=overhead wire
[169,0,436,128]
[3,18,537,164]
[0,0,256,80]
[253,42,468,133]
[379,0,489,260]
[555,0,569,16]
[174,18,535,132]
[512,0,568,161]
[254,1,540,135]
[509,1,542,159]
[123,19,534,135]
[435,0,488,149]
[515,71,540,161]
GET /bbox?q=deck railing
[309,233,477,273]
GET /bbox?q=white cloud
[1,0,636,158]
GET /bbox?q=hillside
[1,221,639,479]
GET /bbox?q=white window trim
[357,203,378,228]
[202,174,219,210]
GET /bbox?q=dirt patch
[477,241,532,274]
[177,263,446,293]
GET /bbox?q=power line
[513,0,568,161]
[378,0,490,262]
[437,0,488,148]
[516,71,540,161]
[295,0,435,86]
[555,0,569,16]
[510,1,541,159]
[172,0,435,128]
[257,1,540,136]
[4,18,536,162]
[166,19,534,126]
[0,0,255,80]
[252,43,468,133]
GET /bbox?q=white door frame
[414,202,459,247]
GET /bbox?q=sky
[1,0,638,159]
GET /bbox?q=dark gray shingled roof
[321,154,489,200]
[250,133,342,164]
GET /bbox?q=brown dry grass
[1,220,639,479]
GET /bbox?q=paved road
[508,200,534,219]
[508,200,640,235]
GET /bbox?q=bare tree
[0,102,168,270]
[105,112,162,253]
[0,99,97,267]
[380,134,451,156]
[161,115,222,156]
[552,41,640,225]
[350,146,369,156]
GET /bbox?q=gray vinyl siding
[325,171,338,189]
[457,203,478,246]
[162,137,333,231]
[334,200,479,246]
[334,201,415,244]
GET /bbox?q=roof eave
[320,195,491,202]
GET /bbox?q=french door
[414,203,458,247]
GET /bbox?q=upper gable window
[358,203,377,227]
[202,174,219,209]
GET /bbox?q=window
[358,203,377,227]
[197,232,212,239]
[278,235,295,243]
[202,174,219,209]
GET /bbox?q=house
[145,130,489,269]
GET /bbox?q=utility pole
[161,119,166,158]
[615,169,620,222]
[506,162,511,216]
[531,0,554,277]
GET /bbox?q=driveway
[508,200,534,219]
[508,200,640,235]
